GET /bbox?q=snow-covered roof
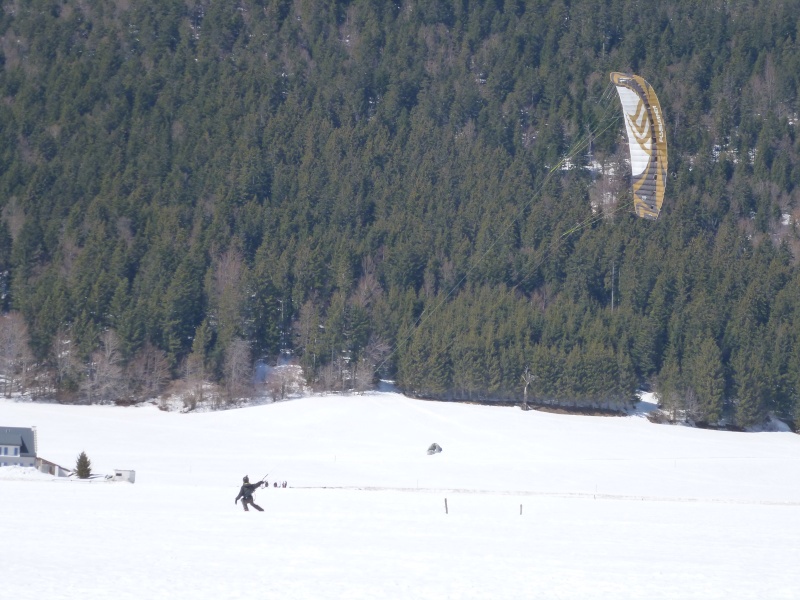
[0,427,36,456]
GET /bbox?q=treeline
[1,0,800,425]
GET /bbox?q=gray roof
[0,427,36,457]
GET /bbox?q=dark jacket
[235,481,263,502]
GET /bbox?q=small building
[36,457,71,477]
[112,469,135,483]
[0,426,37,467]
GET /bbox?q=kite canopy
[610,72,668,220]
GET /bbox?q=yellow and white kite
[610,72,668,220]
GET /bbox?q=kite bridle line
[374,86,632,377]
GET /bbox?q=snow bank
[0,465,53,481]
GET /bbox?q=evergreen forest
[2,0,800,428]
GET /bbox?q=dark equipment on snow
[427,443,442,455]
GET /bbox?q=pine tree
[733,349,768,428]
[687,337,725,424]
[656,352,683,422]
[75,451,91,479]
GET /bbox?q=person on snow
[235,475,265,511]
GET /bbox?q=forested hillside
[2,0,800,426]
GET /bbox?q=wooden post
[520,504,522,516]
[444,498,448,514]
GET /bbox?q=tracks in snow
[292,485,800,506]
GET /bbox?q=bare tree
[362,335,391,381]
[180,350,207,411]
[50,326,81,402]
[353,356,375,392]
[521,366,536,410]
[0,312,33,397]
[128,343,171,402]
[265,363,305,402]
[265,366,290,401]
[81,330,126,404]
[750,53,781,117]
[224,337,253,404]
[266,368,285,402]
[352,256,383,308]
[210,247,245,349]
[317,357,347,392]
[350,336,391,392]
[27,364,55,401]
[96,330,126,402]
[683,387,701,424]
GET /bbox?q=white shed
[112,469,135,483]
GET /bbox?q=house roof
[0,427,36,456]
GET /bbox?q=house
[0,426,37,467]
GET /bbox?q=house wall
[0,445,35,467]
[0,444,21,458]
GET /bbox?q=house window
[2,447,6,455]
[14,448,19,456]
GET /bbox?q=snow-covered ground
[2,393,799,599]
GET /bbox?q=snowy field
[2,392,800,599]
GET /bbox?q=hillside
[3,393,800,598]
[2,1,800,425]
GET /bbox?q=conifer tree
[75,451,91,479]
[687,337,725,424]
[656,353,683,422]
[733,348,768,428]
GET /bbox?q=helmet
[243,476,249,483]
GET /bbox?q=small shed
[112,469,136,483]
[36,457,70,477]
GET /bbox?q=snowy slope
[2,393,799,599]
